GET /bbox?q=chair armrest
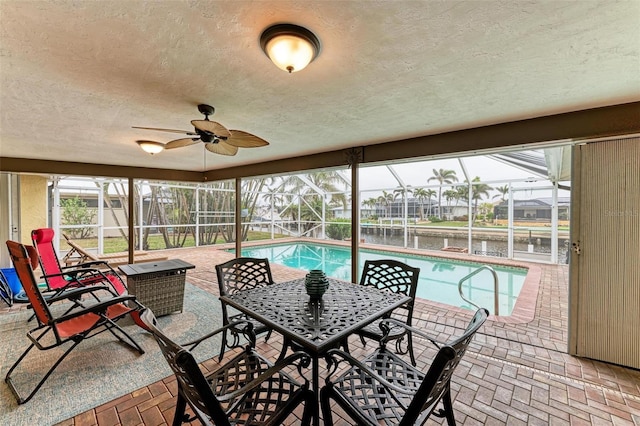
[378,317,447,348]
[182,320,257,351]
[50,295,138,324]
[41,267,103,280]
[217,351,311,402]
[60,260,112,270]
[42,285,112,303]
[323,348,413,395]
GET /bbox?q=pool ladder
[458,265,500,316]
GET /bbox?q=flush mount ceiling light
[260,24,321,73]
[136,140,165,155]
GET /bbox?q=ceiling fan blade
[165,138,200,149]
[226,130,270,148]
[191,120,231,138]
[205,140,238,156]
[132,126,197,135]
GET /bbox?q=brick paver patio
[4,244,639,425]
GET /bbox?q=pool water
[234,242,528,315]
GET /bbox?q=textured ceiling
[1,1,639,172]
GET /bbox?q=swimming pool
[233,242,528,315]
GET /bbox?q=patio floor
[4,244,640,425]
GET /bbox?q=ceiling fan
[133,104,269,156]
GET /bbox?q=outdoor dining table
[219,276,411,426]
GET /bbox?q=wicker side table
[118,259,195,316]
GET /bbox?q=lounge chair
[61,232,168,267]
[32,228,127,297]
[5,240,146,404]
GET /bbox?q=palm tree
[493,184,509,202]
[443,188,459,220]
[457,177,493,223]
[425,189,437,218]
[362,197,378,218]
[427,169,458,219]
[276,171,348,228]
[412,188,428,220]
[377,190,394,218]
[392,186,413,218]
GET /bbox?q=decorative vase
[305,270,329,299]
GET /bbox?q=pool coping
[227,237,542,324]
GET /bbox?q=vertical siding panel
[576,138,640,368]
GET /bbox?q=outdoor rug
[0,283,223,425]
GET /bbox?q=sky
[353,149,571,201]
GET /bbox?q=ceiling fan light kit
[136,140,165,155]
[260,24,320,73]
[133,104,269,156]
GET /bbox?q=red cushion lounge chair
[31,228,126,296]
[4,240,146,404]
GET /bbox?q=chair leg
[441,383,457,426]
[276,337,290,362]
[172,392,188,426]
[407,331,416,367]
[264,329,273,343]
[359,334,367,348]
[6,339,82,404]
[341,337,350,354]
[319,386,334,426]
[300,389,316,426]
[219,329,228,362]
[103,319,145,354]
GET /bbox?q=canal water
[362,233,569,262]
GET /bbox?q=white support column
[351,163,360,283]
[322,195,326,239]
[467,183,473,253]
[508,184,514,259]
[235,178,242,254]
[298,195,301,237]
[138,184,144,251]
[195,187,200,247]
[97,181,104,255]
[403,195,408,248]
[270,194,275,239]
[458,158,473,254]
[52,178,61,254]
[551,181,559,263]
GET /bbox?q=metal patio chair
[320,308,489,426]
[354,259,420,365]
[215,257,276,361]
[141,309,315,426]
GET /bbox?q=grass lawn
[61,230,287,253]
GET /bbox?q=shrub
[60,197,96,239]
[326,219,351,240]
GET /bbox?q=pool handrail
[458,265,499,316]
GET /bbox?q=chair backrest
[402,308,489,425]
[6,241,54,326]
[32,228,127,295]
[61,232,100,264]
[359,259,420,321]
[141,310,231,426]
[215,257,274,297]
[31,228,68,290]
